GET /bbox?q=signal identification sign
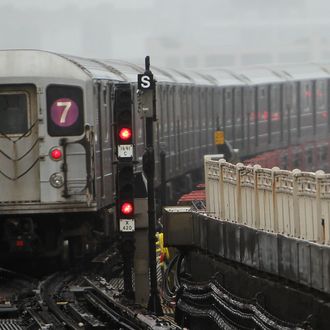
[119,219,135,232]
[118,144,133,158]
[214,131,225,145]
[138,73,154,90]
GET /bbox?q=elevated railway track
[162,156,330,329]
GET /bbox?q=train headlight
[49,172,64,188]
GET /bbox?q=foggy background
[0,0,329,69]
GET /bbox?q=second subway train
[0,49,330,258]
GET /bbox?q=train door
[160,85,171,180]
[256,84,269,151]
[242,87,250,155]
[45,84,87,202]
[234,87,243,150]
[200,87,207,160]
[0,84,40,202]
[96,81,112,206]
[315,79,327,139]
[206,87,214,154]
[212,87,223,155]
[193,86,201,165]
[270,84,281,148]
[181,86,189,173]
[245,86,256,155]
[154,84,160,179]
[328,79,330,135]
[81,81,112,206]
[168,86,175,177]
[173,86,180,173]
[299,80,313,141]
[186,86,193,170]
[223,87,233,145]
[214,87,223,139]
[282,81,298,146]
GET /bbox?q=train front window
[0,93,28,135]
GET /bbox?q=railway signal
[114,84,135,232]
[114,84,135,299]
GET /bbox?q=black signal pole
[138,56,163,315]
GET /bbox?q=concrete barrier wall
[205,157,330,245]
[163,207,330,294]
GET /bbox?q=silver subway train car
[1,49,330,259]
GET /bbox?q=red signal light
[119,127,132,141]
[16,240,24,247]
[121,202,134,216]
[50,148,62,161]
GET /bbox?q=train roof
[202,68,246,86]
[1,50,330,87]
[0,49,214,85]
[0,49,91,82]
[224,67,285,85]
[270,63,330,81]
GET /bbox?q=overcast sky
[0,0,329,68]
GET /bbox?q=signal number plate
[118,144,133,158]
[119,219,135,232]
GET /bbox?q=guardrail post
[236,163,244,224]
[272,167,280,233]
[219,159,226,219]
[253,165,261,229]
[316,170,325,244]
[292,169,301,238]
[318,174,330,245]
[204,156,211,214]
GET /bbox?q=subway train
[0,49,330,259]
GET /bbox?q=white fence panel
[220,160,238,221]
[294,172,317,241]
[204,158,221,217]
[255,168,274,231]
[317,172,330,244]
[273,169,295,236]
[238,165,256,227]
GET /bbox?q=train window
[0,92,28,135]
[47,85,84,137]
